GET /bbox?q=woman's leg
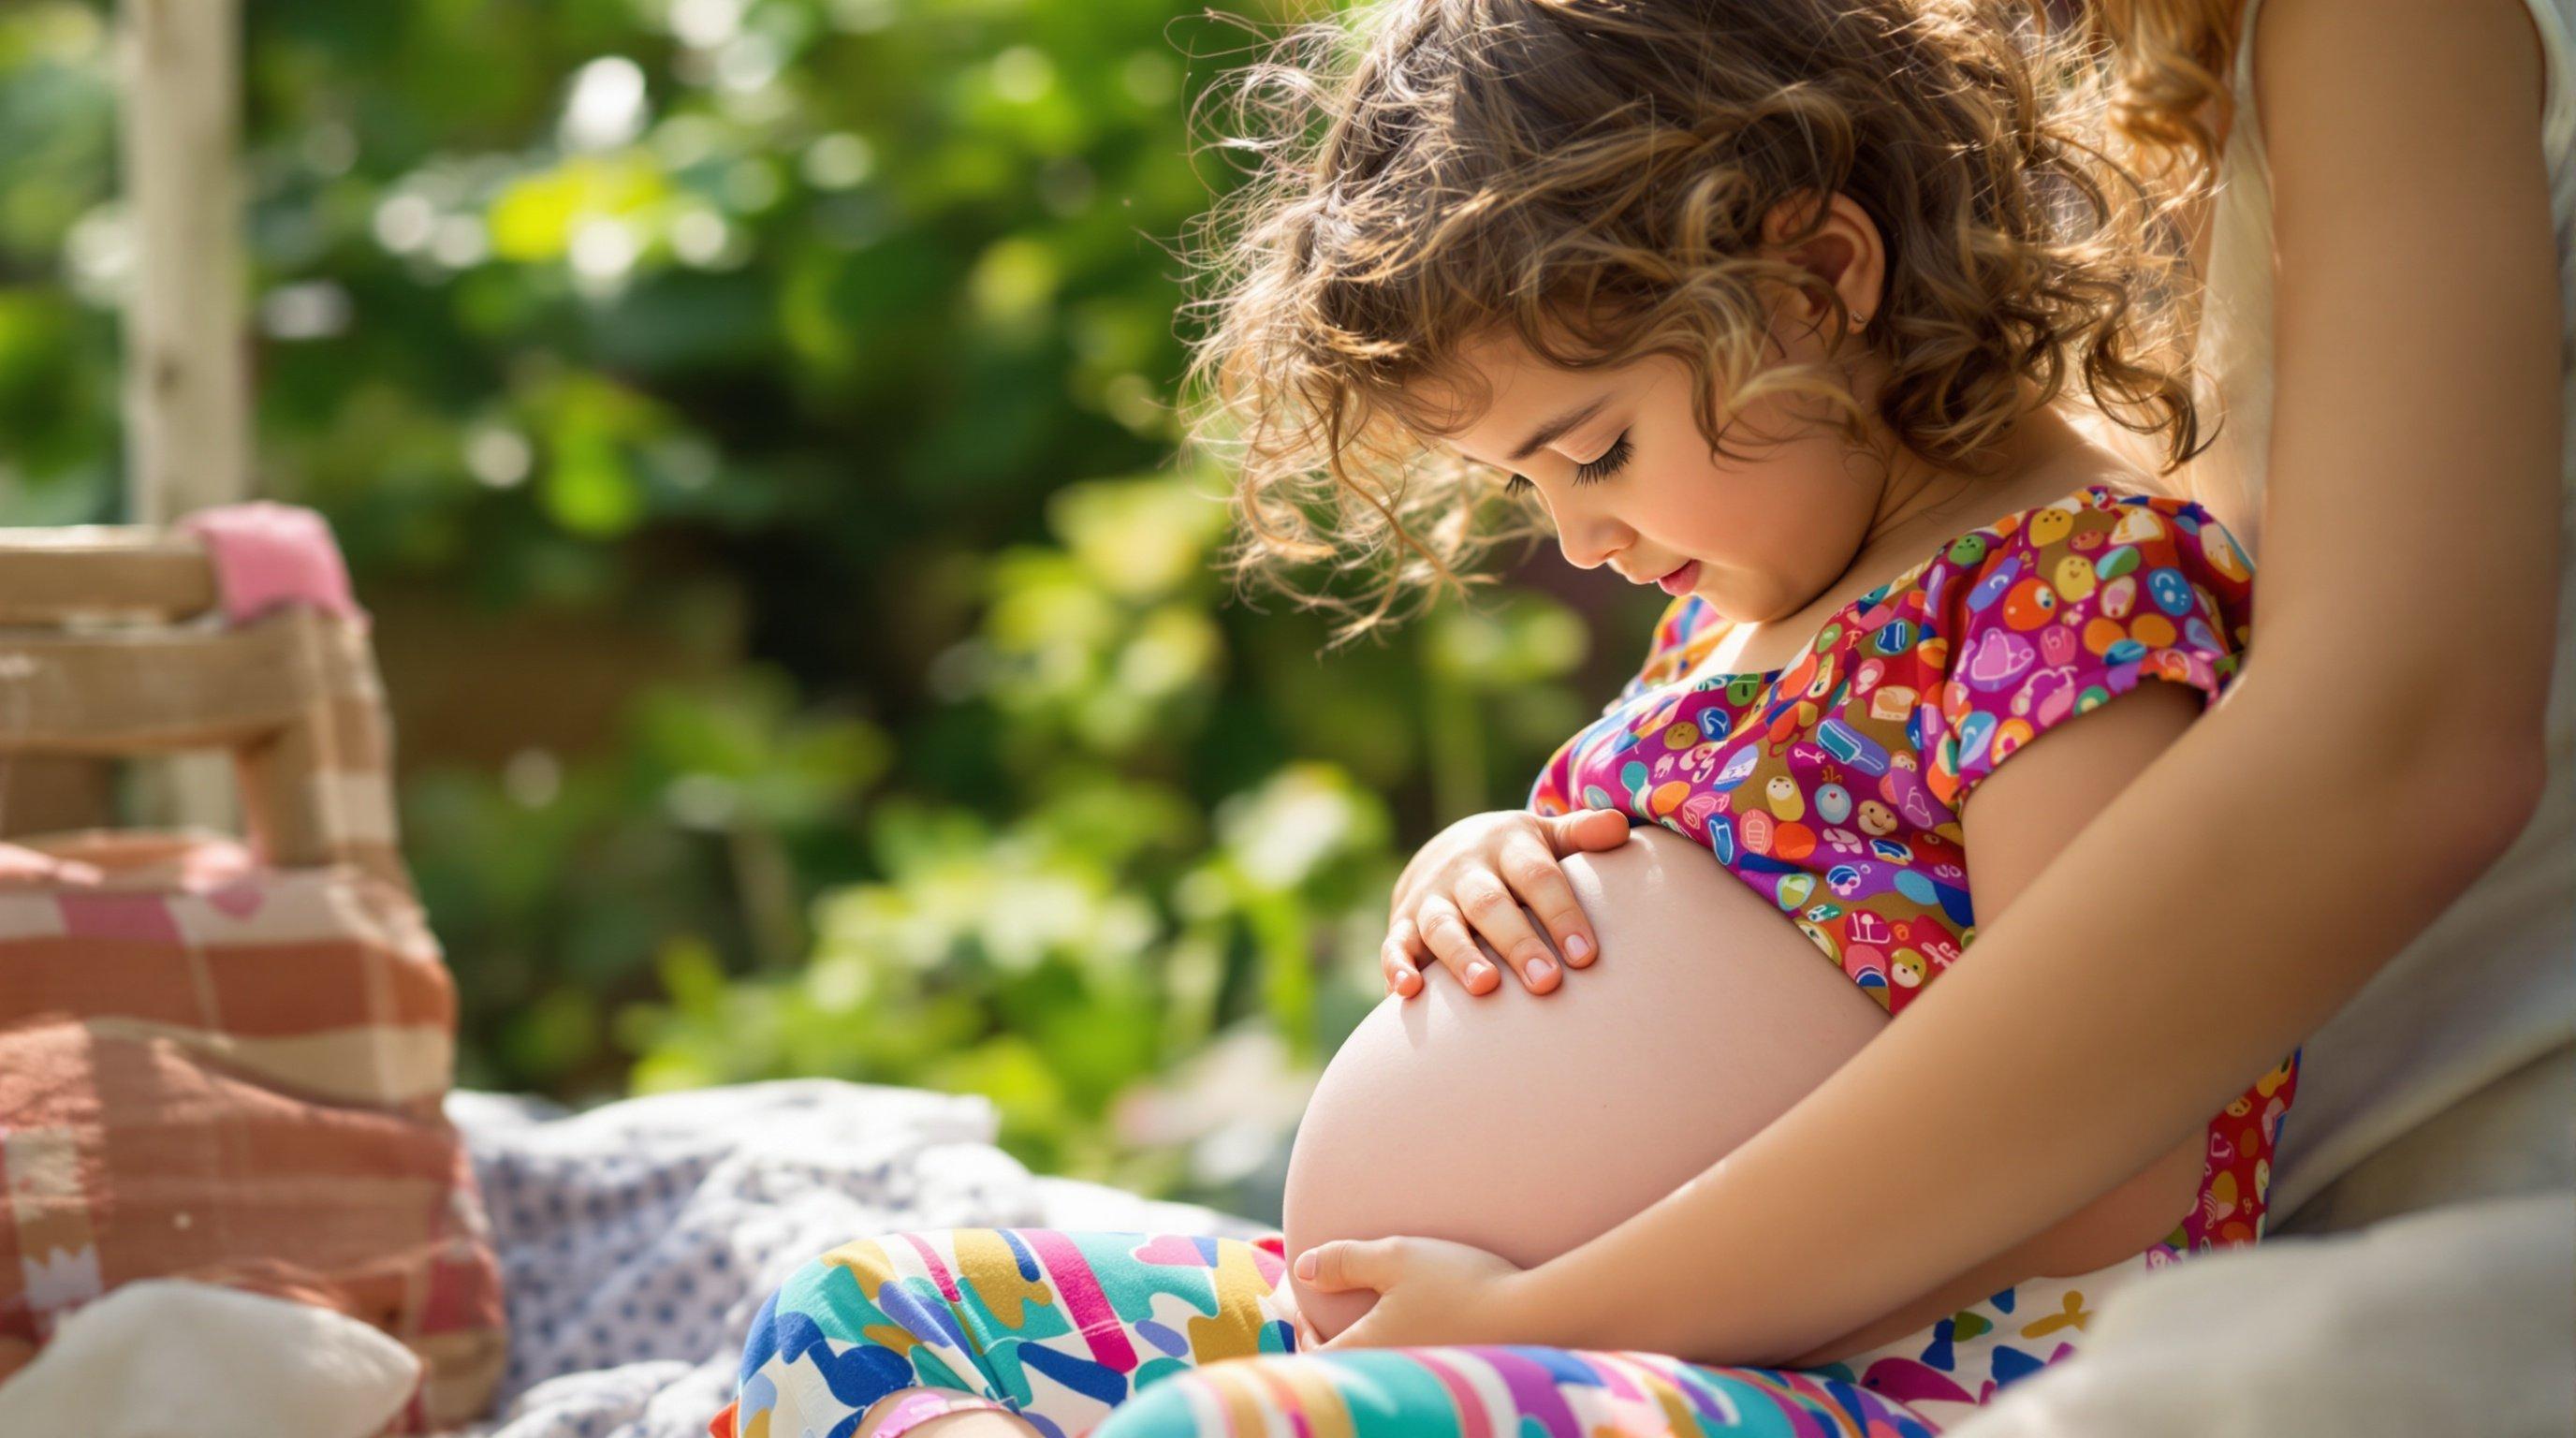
[1089,1344,1944,1438]
[733,1228,1299,1438]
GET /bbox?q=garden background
[0,0,1665,1225]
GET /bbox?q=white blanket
[440,1079,1272,1438]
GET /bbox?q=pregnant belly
[1281,824,2209,1352]
[1280,825,1891,1342]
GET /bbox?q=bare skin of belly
[1281,824,2204,1367]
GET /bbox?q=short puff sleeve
[1926,494,2254,810]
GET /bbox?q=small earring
[1849,311,1868,332]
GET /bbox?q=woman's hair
[1175,0,2203,647]
[2086,0,2244,183]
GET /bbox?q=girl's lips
[1657,560,1701,595]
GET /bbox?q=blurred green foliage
[0,0,1662,1217]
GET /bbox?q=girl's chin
[1705,575,1839,627]
[1689,581,1772,624]
[1675,566,1781,617]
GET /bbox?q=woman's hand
[1384,808,1630,998]
[1292,1236,1534,1351]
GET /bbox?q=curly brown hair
[2086,0,2244,184]
[1174,0,2204,648]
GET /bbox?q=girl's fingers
[1412,896,1499,995]
[1381,943,1413,998]
[1381,919,1425,999]
[1543,807,1632,854]
[1493,835,1597,969]
[1448,866,1563,994]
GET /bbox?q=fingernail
[1295,1251,1317,1280]
[1464,960,1494,990]
[1565,934,1592,964]
[1528,956,1556,984]
[1397,970,1419,996]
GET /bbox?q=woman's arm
[1504,0,2563,1367]
[1770,680,2217,1368]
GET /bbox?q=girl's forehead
[1402,374,1524,460]
[1418,385,1619,476]
[1393,362,1507,443]
[1412,333,1572,418]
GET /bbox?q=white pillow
[0,1279,422,1438]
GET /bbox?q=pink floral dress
[1530,485,2299,1258]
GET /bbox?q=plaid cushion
[0,832,506,1431]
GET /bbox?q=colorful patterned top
[1528,485,2299,1255]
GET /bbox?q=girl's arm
[1505,0,2563,1367]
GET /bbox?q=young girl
[1295,0,2568,1414]
[712,2,2313,1434]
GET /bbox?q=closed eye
[1575,432,1632,483]
[1504,431,1632,494]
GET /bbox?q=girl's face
[1428,315,1895,626]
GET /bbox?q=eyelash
[1504,432,1631,495]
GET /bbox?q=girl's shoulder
[1797,483,2250,649]
[1914,484,2258,808]
[1611,485,2252,706]
[1914,484,2254,620]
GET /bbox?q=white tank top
[2185,0,2576,1217]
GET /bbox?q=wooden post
[116,0,250,521]
[114,0,249,834]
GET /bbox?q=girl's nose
[1556,509,1629,572]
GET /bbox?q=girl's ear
[1759,190,1887,341]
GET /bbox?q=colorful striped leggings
[716,1226,2143,1438]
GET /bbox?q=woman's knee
[739,1227,1304,1437]
[736,1233,943,1396]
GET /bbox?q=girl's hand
[1293,1236,1532,1351]
[1384,808,1630,998]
